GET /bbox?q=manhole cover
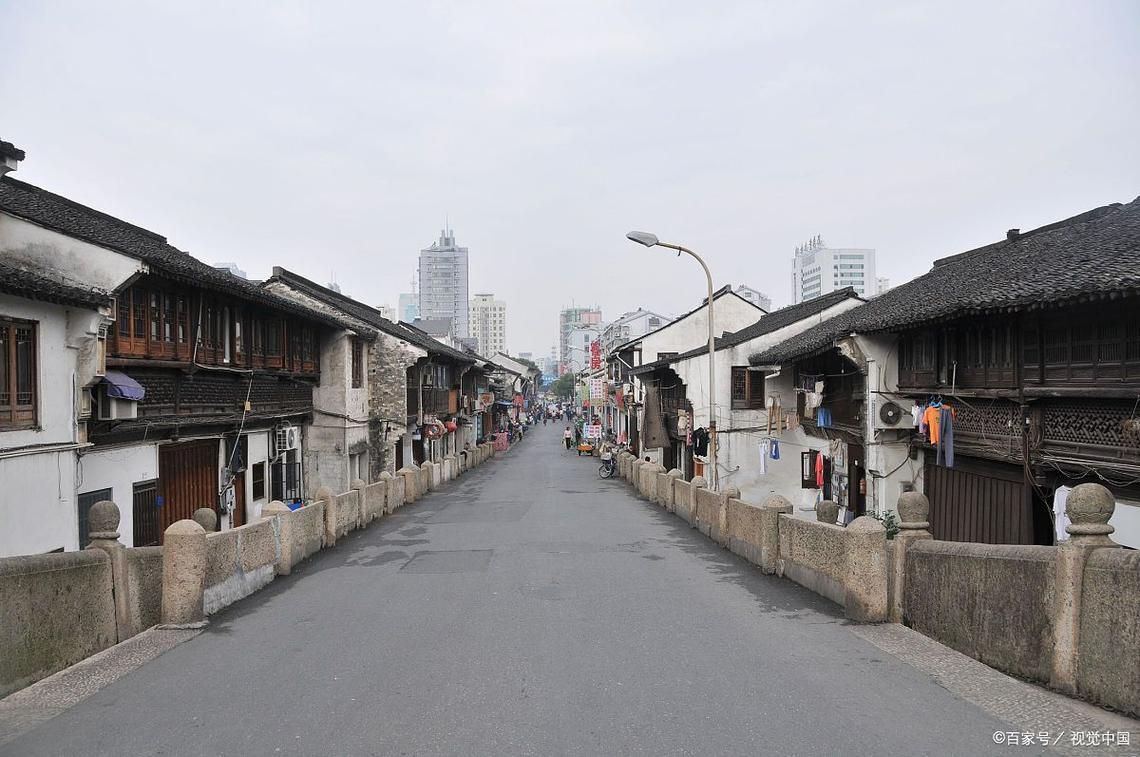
[400,550,494,574]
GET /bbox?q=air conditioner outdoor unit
[874,399,911,430]
[97,386,138,420]
[276,424,300,452]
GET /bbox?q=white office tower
[419,229,470,337]
[792,235,877,303]
[470,293,507,356]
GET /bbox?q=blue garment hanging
[816,408,832,428]
[770,440,780,460]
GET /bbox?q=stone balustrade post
[378,471,395,514]
[760,494,792,574]
[260,500,294,575]
[1051,483,1121,695]
[665,469,682,512]
[192,507,217,533]
[315,486,336,546]
[84,500,132,641]
[845,516,889,622]
[889,491,933,622]
[351,478,367,528]
[160,519,208,627]
[816,500,839,525]
[717,487,741,546]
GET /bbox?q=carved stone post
[260,500,294,575]
[192,507,217,533]
[760,494,792,574]
[816,500,839,525]
[1052,483,1120,694]
[845,516,889,622]
[160,519,208,627]
[85,500,132,641]
[889,491,933,623]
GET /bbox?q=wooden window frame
[0,317,38,429]
[730,365,764,410]
[351,337,364,388]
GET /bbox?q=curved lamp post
[625,231,718,490]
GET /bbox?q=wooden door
[925,457,1031,544]
[159,440,219,536]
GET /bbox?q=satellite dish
[879,401,904,426]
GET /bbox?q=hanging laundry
[923,402,955,444]
[912,404,922,429]
[936,405,955,467]
[816,407,832,428]
[814,451,825,488]
[770,440,780,460]
[1052,486,1072,543]
[757,440,770,475]
[691,427,709,456]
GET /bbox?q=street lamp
[626,230,719,490]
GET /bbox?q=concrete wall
[0,213,144,293]
[776,515,849,606]
[124,546,163,636]
[638,294,763,364]
[0,550,116,698]
[78,443,160,549]
[903,541,1057,683]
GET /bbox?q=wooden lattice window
[0,318,37,429]
[731,366,764,409]
[351,337,364,388]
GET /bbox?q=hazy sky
[4,1,1138,356]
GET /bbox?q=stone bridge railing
[614,450,1139,717]
[0,441,499,698]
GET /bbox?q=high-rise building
[734,285,772,312]
[558,306,602,374]
[418,229,470,337]
[469,292,507,357]
[791,235,877,303]
[397,292,419,322]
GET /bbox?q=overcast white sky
[3,1,1138,356]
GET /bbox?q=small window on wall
[351,338,364,388]
[252,462,266,501]
[731,366,764,409]
[0,318,38,429]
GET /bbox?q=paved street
[5,424,1021,756]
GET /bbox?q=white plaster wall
[639,295,762,364]
[0,296,86,448]
[77,443,159,548]
[0,214,145,292]
[0,448,79,556]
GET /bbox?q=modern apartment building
[469,292,507,357]
[734,285,772,312]
[418,229,469,337]
[600,308,669,355]
[558,306,602,374]
[791,235,877,303]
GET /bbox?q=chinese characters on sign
[590,340,601,369]
[585,424,602,439]
[589,378,605,399]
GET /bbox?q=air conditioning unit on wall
[873,399,912,430]
[276,424,299,452]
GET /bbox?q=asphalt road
[4,424,1015,756]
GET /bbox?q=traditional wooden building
[0,147,356,548]
[750,197,1140,547]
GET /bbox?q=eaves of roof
[0,177,354,331]
[0,261,113,309]
[610,286,764,353]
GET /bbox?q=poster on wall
[585,424,602,439]
[589,378,604,399]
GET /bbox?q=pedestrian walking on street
[564,426,573,450]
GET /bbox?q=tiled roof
[611,285,764,353]
[266,267,475,364]
[750,197,1140,366]
[0,260,112,309]
[0,176,355,331]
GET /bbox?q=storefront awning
[102,370,145,401]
